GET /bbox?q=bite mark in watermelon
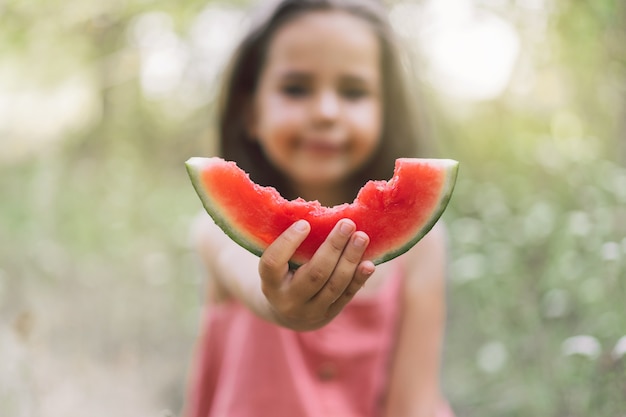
[186,157,458,267]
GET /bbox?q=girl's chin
[277,154,365,193]
[293,173,343,188]
[291,161,348,183]
[289,169,347,190]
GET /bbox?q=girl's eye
[341,87,369,100]
[281,84,309,98]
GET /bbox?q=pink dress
[185,267,454,417]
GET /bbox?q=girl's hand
[258,219,375,331]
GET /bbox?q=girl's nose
[312,90,340,122]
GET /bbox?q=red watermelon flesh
[186,157,458,267]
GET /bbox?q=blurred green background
[1,0,625,416]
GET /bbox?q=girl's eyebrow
[278,71,375,85]
[277,70,312,81]
[340,74,370,84]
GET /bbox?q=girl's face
[249,10,383,196]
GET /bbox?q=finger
[259,220,310,289]
[326,260,375,318]
[311,231,369,305]
[292,219,355,299]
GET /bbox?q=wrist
[261,297,328,331]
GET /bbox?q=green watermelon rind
[185,157,458,268]
[369,159,458,266]
[185,158,269,261]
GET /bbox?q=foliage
[442,146,626,416]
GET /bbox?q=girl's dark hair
[218,0,431,202]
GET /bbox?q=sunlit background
[1,0,625,415]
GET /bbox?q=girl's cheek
[353,106,381,131]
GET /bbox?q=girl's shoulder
[404,221,448,267]
[191,211,228,249]
[400,221,448,290]
[190,211,233,302]
[355,222,447,298]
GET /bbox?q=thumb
[259,220,310,288]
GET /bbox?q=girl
[184,0,455,416]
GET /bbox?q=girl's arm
[193,213,375,331]
[384,223,451,417]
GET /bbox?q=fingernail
[294,220,308,232]
[339,221,354,236]
[353,235,367,248]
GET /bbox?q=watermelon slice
[186,157,458,267]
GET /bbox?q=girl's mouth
[299,141,345,157]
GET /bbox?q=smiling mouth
[300,141,345,157]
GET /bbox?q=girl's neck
[290,181,354,208]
